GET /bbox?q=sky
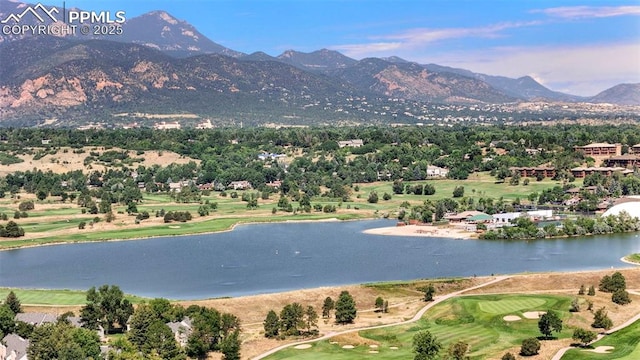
[56,0,640,96]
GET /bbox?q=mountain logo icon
[1,3,59,24]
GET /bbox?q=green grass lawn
[0,212,365,249]
[266,294,572,360]
[561,319,640,360]
[623,253,640,264]
[0,288,146,305]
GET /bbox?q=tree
[599,272,626,293]
[592,307,613,330]
[501,352,516,360]
[569,298,581,312]
[538,310,563,338]
[322,297,334,318]
[4,291,22,314]
[588,285,596,296]
[413,330,441,360]
[520,337,540,356]
[572,328,597,347]
[220,329,241,360]
[80,284,134,334]
[304,306,318,334]
[578,284,585,295]
[1,221,24,237]
[280,303,304,335]
[27,322,101,360]
[423,284,436,302]
[375,297,384,312]
[452,186,464,198]
[367,191,379,203]
[447,340,469,360]
[612,289,631,305]
[392,180,404,194]
[335,291,357,324]
[0,305,15,338]
[263,310,280,338]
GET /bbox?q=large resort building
[574,143,622,157]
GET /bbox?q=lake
[1,219,638,299]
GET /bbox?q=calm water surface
[1,219,639,299]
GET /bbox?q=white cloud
[533,5,640,19]
[332,21,541,57]
[422,42,640,96]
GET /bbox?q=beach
[363,224,475,239]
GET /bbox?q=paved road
[252,276,510,360]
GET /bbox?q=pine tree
[263,310,280,338]
[4,291,21,314]
[335,291,357,324]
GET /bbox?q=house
[154,121,181,130]
[604,154,640,169]
[1,334,29,360]
[492,212,522,227]
[265,180,282,189]
[570,166,629,178]
[41,139,51,145]
[15,312,56,326]
[258,152,286,161]
[509,166,556,179]
[198,183,214,191]
[166,317,193,347]
[337,139,364,148]
[445,211,487,223]
[66,316,106,341]
[168,182,183,192]
[425,166,449,178]
[228,181,252,190]
[574,143,622,157]
[196,119,213,129]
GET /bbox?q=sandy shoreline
[363,224,475,239]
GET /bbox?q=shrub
[520,338,540,356]
[592,307,613,330]
[612,290,631,305]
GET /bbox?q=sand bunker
[389,346,399,350]
[523,311,545,319]
[503,315,521,321]
[587,346,615,353]
[369,350,379,353]
[369,344,379,348]
[294,344,312,349]
[342,345,355,349]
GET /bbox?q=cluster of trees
[0,220,25,238]
[412,330,471,360]
[2,125,638,206]
[480,212,640,240]
[599,271,632,305]
[163,211,193,223]
[8,285,242,360]
[263,303,318,339]
[263,291,357,340]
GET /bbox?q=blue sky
[62,0,639,96]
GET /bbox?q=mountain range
[0,0,638,127]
